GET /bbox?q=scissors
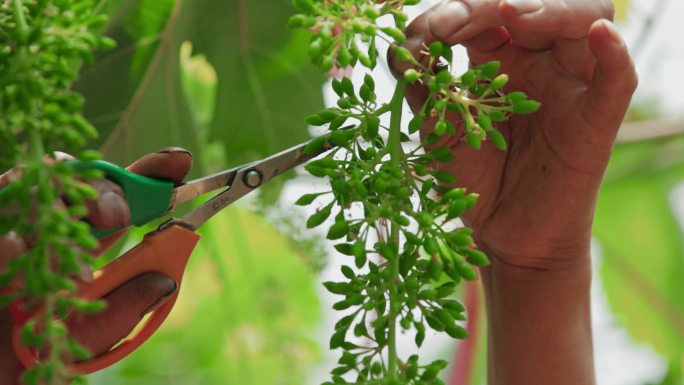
[10,138,335,374]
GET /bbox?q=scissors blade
[249,140,331,185]
[168,140,334,230]
[171,168,239,207]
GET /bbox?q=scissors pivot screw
[244,170,262,188]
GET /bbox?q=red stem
[448,279,481,385]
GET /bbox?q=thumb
[584,19,637,140]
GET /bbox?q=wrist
[474,225,593,273]
[479,250,595,385]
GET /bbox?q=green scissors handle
[68,160,175,239]
[1,139,333,240]
[10,139,335,374]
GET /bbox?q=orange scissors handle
[12,224,201,374]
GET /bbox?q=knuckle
[601,0,615,21]
[90,178,123,196]
[90,191,130,229]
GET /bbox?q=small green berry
[460,70,475,86]
[480,61,500,79]
[434,121,447,136]
[429,41,444,57]
[394,46,414,62]
[403,69,420,83]
[490,129,507,151]
[435,70,452,84]
[513,100,541,114]
[490,74,508,90]
[466,131,482,150]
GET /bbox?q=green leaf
[327,221,349,240]
[324,281,351,295]
[330,329,346,349]
[307,202,333,228]
[78,0,324,182]
[433,170,457,184]
[179,41,217,127]
[653,363,683,385]
[479,61,500,79]
[512,100,541,115]
[463,249,490,267]
[413,330,426,350]
[303,135,329,154]
[613,0,630,21]
[489,129,507,151]
[295,193,320,206]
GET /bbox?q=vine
[289,0,539,383]
[0,1,114,384]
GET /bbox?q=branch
[616,118,684,143]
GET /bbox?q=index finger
[499,0,615,49]
[411,0,614,50]
[125,147,192,186]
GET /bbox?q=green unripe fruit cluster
[291,2,541,384]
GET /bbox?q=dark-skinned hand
[0,148,192,384]
[390,0,637,272]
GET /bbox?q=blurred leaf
[178,39,227,172]
[604,137,684,183]
[648,363,683,385]
[82,3,326,383]
[179,41,218,128]
[92,207,320,385]
[595,137,684,363]
[77,0,324,176]
[76,0,178,149]
[613,0,630,21]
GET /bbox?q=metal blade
[171,169,238,208]
[167,140,333,230]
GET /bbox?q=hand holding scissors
[7,139,334,374]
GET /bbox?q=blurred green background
[79,0,684,384]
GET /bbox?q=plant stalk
[386,79,406,381]
[11,0,28,41]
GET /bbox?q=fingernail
[141,281,178,316]
[157,147,192,158]
[505,0,543,14]
[98,191,130,228]
[429,1,470,40]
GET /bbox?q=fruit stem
[386,79,406,381]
